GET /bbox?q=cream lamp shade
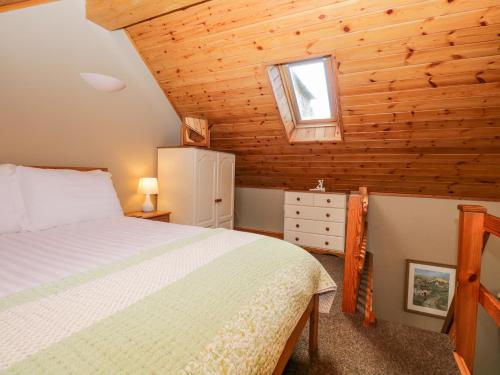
[138,177,158,212]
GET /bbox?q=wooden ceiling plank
[136,0,491,57]
[129,0,425,47]
[342,83,500,107]
[341,70,500,96]
[342,96,500,116]
[151,36,500,84]
[142,4,498,71]
[86,0,210,31]
[343,107,500,125]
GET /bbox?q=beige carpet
[283,254,459,375]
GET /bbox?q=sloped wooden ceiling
[127,0,500,199]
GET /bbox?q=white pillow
[0,164,26,234]
[17,166,123,231]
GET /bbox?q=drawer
[284,204,345,222]
[285,218,345,237]
[314,193,346,208]
[284,191,314,206]
[284,230,344,252]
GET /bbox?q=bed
[0,165,336,374]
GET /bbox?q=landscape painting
[405,260,456,318]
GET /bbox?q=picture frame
[404,259,456,319]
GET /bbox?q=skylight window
[267,56,342,143]
[284,58,334,122]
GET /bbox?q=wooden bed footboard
[272,293,319,375]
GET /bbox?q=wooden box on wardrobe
[157,147,235,229]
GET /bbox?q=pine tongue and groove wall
[126,0,500,199]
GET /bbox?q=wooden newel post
[454,205,486,373]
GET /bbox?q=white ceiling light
[80,72,126,92]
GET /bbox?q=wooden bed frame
[32,166,108,172]
[29,165,321,374]
[273,294,319,374]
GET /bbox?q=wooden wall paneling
[127,0,500,200]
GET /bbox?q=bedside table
[125,210,171,223]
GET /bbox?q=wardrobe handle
[325,241,329,246]
[327,199,331,203]
[214,198,222,203]
[326,213,330,218]
[296,197,300,201]
[295,237,299,241]
[296,211,300,215]
[296,224,300,228]
[325,227,330,231]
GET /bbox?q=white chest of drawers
[284,191,346,253]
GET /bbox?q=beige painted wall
[0,0,181,212]
[235,187,500,374]
[368,195,499,375]
[235,187,284,232]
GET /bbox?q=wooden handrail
[484,213,500,237]
[449,205,500,374]
[479,284,500,327]
[342,187,370,315]
[453,352,472,375]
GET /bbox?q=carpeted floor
[283,254,459,375]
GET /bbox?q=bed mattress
[0,218,335,374]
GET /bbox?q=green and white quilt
[0,228,336,374]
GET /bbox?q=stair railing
[442,205,500,374]
[342,187,374,327]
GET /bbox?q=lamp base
[142,194,154,212]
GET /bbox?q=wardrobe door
[216,152,235,228]
[194,150,217,227]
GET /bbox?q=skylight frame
[279,56,338,127]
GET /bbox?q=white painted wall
[0,0,181,211]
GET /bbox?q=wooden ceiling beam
[0,0,54,13]
[85,0,211,30]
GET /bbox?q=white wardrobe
[157,147,235,229]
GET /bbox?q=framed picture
[404,260,456,319]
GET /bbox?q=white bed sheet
[0,217,207,298]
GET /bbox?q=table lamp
[138,177,158,212]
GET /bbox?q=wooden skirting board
[234,226,344,257]
[234,226,283,239]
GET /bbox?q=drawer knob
[326,213,330,218]
[296,197,300,201]
[326,227,330,231]
[295,224,300,228]
[325,241,329,246]
[295,237,299,241]
[296,211,300,215]
[327,199,331,203]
